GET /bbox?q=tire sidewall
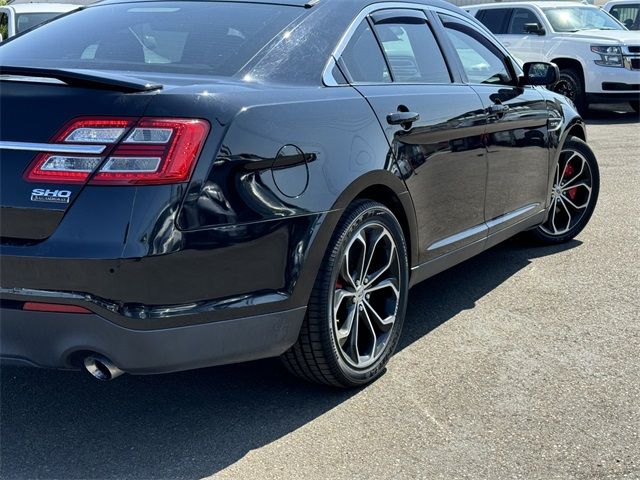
[324,203,409,386]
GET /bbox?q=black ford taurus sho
[0,0,599,386]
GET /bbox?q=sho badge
[30,188,72,204]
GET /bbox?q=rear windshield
[0,2,302,76]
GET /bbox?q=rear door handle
[387,111,420,126]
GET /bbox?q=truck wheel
[552,68,588,116]
[281,200,409,388]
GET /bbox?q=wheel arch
[551,57,585,88]
[560,117,587,148]
[331,170,419,270]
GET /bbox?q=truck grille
[628,46,640,53]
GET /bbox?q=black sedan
[0,0,599,387]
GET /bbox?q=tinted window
[440,15,513,86]
[0,2,301,76]
[15,12,62,34]
[339,21,391,84]
[476,8,511,34]
[508,8,542,34]
[609,4,640,29]
[374,20,451,83]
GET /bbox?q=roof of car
[467,1,595,8]
[5,2,82,12]
[94,0,462,12]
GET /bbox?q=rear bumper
[0,306,305,374]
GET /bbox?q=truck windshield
[0,2,302,76]
[543,7,625,31]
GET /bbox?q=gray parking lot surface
[1,105,639,480]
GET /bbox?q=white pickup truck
[466,1,640,113]
[0,2,80,41]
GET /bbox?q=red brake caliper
[562,162,578,200]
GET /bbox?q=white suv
[467,1,640,113]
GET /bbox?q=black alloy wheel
[282,200,409,388]
[552,68,588,115]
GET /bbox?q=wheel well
[355,185,413,267]
[566,123,586,142]
[551,58,584,86]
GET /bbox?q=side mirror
[523,23,545,35]
[522,62,559,86]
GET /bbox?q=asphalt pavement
[1,104,638,480]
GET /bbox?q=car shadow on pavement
[398,236,582,352]
[0,236,581,480]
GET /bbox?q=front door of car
[335,10,488,264]
[438,13,550,233]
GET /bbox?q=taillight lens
[24,117,210,185]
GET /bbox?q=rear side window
[339,21,391,84]
[0,2,301,76]
[508,8,542,34]
[476,8,512,34]
[373,20,451,83]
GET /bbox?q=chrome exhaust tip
[83,355,124,381]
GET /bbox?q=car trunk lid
[0,71,159,241]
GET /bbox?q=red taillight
[24,117,210,185]
[23,302,92,314]
[25,118,135,184]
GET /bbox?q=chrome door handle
[387,111,420,126]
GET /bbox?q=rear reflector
[23,302,92,314]
[24,116,210,185]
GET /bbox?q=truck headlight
[591,45,623,67]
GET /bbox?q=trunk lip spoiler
[0,141,106,155]
[0,66,163,93]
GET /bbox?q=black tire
[630,100,640,113]
[281,200,409,388]
[552,68,588,115]
[530,137,599,244]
